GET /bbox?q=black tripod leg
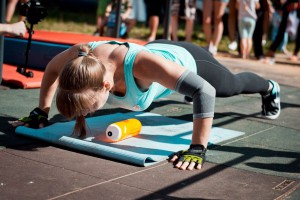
[17,23,34,78]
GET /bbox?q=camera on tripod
[17,0,47,78]
[19,0,47,25]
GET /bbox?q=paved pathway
[0,54,299,200]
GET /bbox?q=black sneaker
[261,80,281,119]
[184,96,193,105]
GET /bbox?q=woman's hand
[10,107,48,128]
[169,144,207,170]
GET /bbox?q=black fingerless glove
[174,144,207,166]
[19,107,48,128]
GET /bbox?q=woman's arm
[39,45,80,113]
[38,53,63,113]
[11,44,80,128]
[134,50,214,170]
[133,50,186,89]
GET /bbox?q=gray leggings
[148,39,269,97]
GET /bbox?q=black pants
[294,22,300,55]
[144,0,167,19]
[253,8,264,59]
[270,0,300,54]
[147,40,269,97]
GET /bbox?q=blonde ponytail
[56,44,107,138]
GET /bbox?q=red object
[2,64,44,89]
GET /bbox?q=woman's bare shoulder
[93,43,128,64]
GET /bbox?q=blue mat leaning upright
[15,112,244,166]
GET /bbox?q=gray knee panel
[175,70,216,118]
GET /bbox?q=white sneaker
[209,44,217,56]
[228,41,237,51]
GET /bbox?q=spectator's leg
[228,0,237,42]
[125,19,136,35]
[184,0,196,42]
[290,22,300,61]
[144,0,165,41]
[148,16,159,41]
[185,18,194,42]
[212,0,228,51]
[170,15,179,41]
[170,0,180,41]
[95,0,111,36]
[293,22,300,55]
[267,1,290,57]
[247,18,256,58]
[253,6,264,59]
[202,0,213,45]
[238,18,247,59]
[6,0,19,23]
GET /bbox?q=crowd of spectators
[3,0,299,62]
[93,0,299,62]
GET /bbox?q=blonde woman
[12,40,280,170]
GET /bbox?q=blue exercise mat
[15,112,244,166]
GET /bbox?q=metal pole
[163,0,172,39]
[0,0,5,84]
[114,0,122,38]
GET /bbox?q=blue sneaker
[261,80,281,119]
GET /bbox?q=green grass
[11,5,295,54]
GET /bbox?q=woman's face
[82,88,110,116]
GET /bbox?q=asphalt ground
[0,54,299,200]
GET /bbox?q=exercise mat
[15,112,244,166]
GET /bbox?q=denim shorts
[214,0,229,3]
[238,17,256,39]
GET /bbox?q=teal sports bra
[88,41,197,111]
